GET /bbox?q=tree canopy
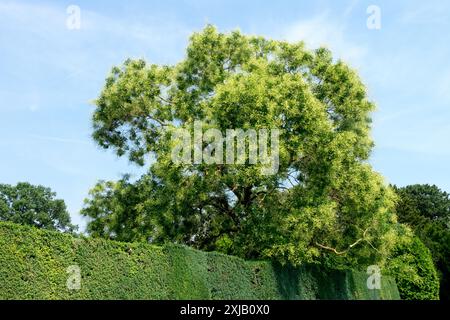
[0,182,76,233]
[83,25,399,268]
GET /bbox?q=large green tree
[83,26,399,267]
[393,184,450,300]
[0,182,76,232]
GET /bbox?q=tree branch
[315,228,369,255]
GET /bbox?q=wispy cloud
[28,134,91,146]
[0,1,194,115]
[343,0,360,18]
[400,3,450,25]
[280,13,367,67]
[0,1,191,80]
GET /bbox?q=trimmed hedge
[0,222,400,299]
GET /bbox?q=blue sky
[1,0,449,231]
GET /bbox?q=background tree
[393,184,450,300]
[387,234,440,300]
[83,25,399,268]
[0,182,76,232]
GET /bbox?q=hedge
[0,222,400,299]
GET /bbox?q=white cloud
[281,13,368,68]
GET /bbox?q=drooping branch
[315,228,369,255]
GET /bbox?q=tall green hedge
[0,222,400,299]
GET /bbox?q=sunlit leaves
[86,25,399,267]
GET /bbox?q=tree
[387,235,440,300]
[83,25,399,267]
[394,184,450,222]
[393,184,450,300]
[0,182,76,233]
[81,175,159,243]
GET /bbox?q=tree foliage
[0,182,76,232]
[387,235,439,300]
[393,184,450,300]
[83,25,399,267]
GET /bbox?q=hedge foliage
[0,222,400,299]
